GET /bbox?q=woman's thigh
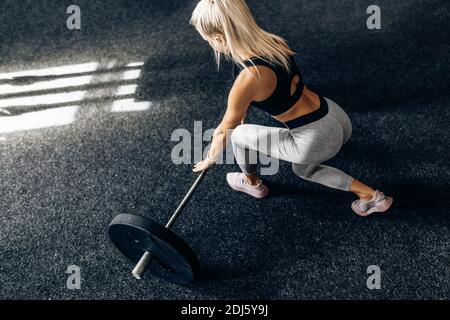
[231,124,301,163]
[231,116,345,165]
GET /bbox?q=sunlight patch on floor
[0,106,79,134]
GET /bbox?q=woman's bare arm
[193,69,259,171]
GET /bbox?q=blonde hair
[190,0,296,76]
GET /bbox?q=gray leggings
[230,97,354,192]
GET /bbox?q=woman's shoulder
[232,59,276,78]
[233,63,277,103]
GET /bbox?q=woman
[191,0,393,216]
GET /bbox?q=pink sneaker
[351,190,393,216]
[226,172,269,199]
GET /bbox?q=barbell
[108,169,208,285]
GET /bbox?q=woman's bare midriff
[272,86,321,123]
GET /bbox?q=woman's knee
[230,124,244,143]
[292,163,316,179]
[292,163,304,177]
[230,124,253,146]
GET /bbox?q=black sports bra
[232,54,304,116]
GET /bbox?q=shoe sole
[353,197,394,217]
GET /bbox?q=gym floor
[0,0,448,299]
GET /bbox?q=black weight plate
[108,214,199,285]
